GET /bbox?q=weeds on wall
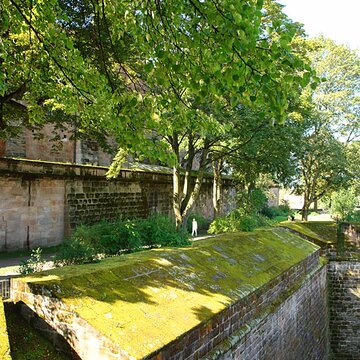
[56,214,191,265]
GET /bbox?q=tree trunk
[313,198,318,212]
[212,159,222,219]
[173,164,183,230]
[171,137,209,230]
[0,139,6,157]
[301,192,311,221]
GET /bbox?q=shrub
[56,237,97,265]
[208,211,271,234]
[57,215,190,265]
[346,210,360,222]
[208,216,233,234]
[238,215,258,232]
[237,188,268,215]
[260,205,290,219]
[18,248,44,275]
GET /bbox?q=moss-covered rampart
[279,221,336,246]
[11,228,322,359]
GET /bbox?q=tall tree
[292,37,360,220]
[2,0,313,227]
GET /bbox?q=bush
[208,217,233,234]
[237,188,268,215]
[346,210,360,222]
[208,211,271,234]
[56,237,97,265]
[260,205,290,219]
[238,215,258,231]
[18,248,44,275]
[57,215,191,265]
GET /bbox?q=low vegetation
[56,214,190,265]
[208,189,292,234]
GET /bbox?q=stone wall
[207,265,328,360]
[3,124,114,166]
[0,158,235,250]
[0,176,65,251]
[328,261,360,360]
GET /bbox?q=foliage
[261,204,291,219]
[347,210,360,222]
[236,188,268,214]
[56,236,98,266]
[208,192,292,234]
[57,215,190,265]
[18,248,44,275]
[291,37,360,220]
[1,0,316,229]
[208,209,272,234]
[330,188,358,221]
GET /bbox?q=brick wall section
[0,158,235,250]
[206,266,328,360]
[328,261,360,360]
[146,251,326,360]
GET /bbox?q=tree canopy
[290,37,360,220]
[5,1,358,227]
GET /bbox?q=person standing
[192,218,198,237]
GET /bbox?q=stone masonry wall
[0,158,235,250]
[328,261,360,360]
[0,176,65,251]
[207,265,328,360]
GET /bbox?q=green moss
[15,228,318,359]
[279,221,337,244]
[0,301,11,360]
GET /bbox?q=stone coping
[12,228,319,359]
[279,221,337,245]
[0,157,233,182]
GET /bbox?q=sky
[278,0,360,52]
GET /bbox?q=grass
[15,228,319,359]
[4,303,69,360]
